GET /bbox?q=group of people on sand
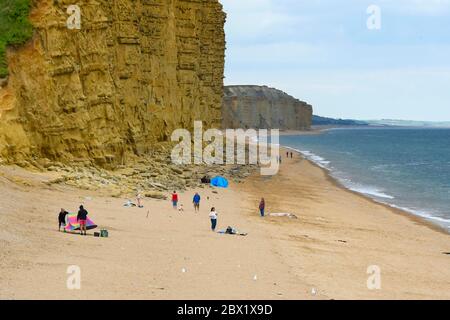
[170,190,219,231]
[277,151,295,164]
[171,191,202,212]
[56,189,266,236]
[58,205,89,235]
[170,190,267,232]
[172,191,217,231]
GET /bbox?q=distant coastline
[312,115,450,129]
[281,124,450,136]
[279,125,371,136]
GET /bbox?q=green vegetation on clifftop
[0,0,33,78]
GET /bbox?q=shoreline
[304,153,449,236]
[282,146,450,235]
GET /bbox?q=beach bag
[201,176,211,184]
[100,229,109,238]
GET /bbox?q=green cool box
[100,229,109,238]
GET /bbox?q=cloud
[226,42,323,65]
[220,0,450,120]
[380,0,450,16]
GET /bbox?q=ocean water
[280,128,450,231]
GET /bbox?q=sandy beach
[0,150,449,300]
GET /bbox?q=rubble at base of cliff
[4,144,258,198]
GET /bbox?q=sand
[0,152,449,300]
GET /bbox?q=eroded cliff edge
[222,85,312,130]
[0,0,226,167]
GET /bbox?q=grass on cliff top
[0,0,33,78]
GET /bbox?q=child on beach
[172,191,178,209]
[259,198,265,217]
[193,192,201,212]
[209,207,218,231]
[77,205,88,236]
[136,192,143,208]
[58,208,69,232]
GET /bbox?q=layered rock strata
[0,0,226,167]
[222,85,313,130]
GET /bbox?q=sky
[221,0,450,121]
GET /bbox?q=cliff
[0,0,226,167]
[222,85,312,130]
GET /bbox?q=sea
[280,128,450,232]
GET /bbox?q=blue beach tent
[210,176,229,188]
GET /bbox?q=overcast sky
[221,0,450,121]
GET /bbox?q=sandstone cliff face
[222,85,312,130]
[0,0,225,167]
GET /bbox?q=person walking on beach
[171,191,178,209]
[77,205,88,236]
[193,192,201,212]
[290,152,293,158]
[286,151,289,158]
[209,207,218,231]
[259,198,265,217]
[58,208,69,232]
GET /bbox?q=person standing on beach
[209,207,218,231]
[171,191,178,209]
[193,192,201,212]
[259,198,265,217]
[286,151,289,158]
[58,208,69,232]
[290,152,293,158]
[77,205,88,236]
